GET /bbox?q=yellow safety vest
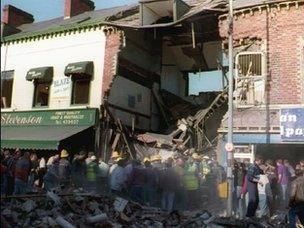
[183,164,199,190]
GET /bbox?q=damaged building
[1,0,303,163]
[217,0,304,165]
[1,0,229,161]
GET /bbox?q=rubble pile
[1,191,290,228]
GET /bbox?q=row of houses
[1,0,303,164]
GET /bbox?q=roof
[233,0,290,10]
[1,4,138,43]
[1,0,227,43]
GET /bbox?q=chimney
[2,5,34,27]
[64,0,95,19]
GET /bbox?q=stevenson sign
[280,108,304,142]
[1,109,96,126]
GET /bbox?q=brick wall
[102,32,122,99]
[64,0,94,18]
[219,3,304,105]
[2,5,34,27]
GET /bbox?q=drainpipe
[226,0,234,217]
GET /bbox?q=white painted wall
[108,76,152,130]
[1,29,106,111]
[161,42,186,98]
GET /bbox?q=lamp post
[226,0,234,217]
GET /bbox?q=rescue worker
[150,154,163,207]
[174,157,187,210]
[184,156,200,210]
[159,157,180,211]
[71,151,86,188]
[86,155,98,193]
[109,157,127,197]
[128,159,145,204]
[97,158,109,194]
[143,157,158,206]
[58,149,71,189]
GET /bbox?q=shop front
[1,108,98,154]
[218,107,304,166]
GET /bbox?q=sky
[0,0,138,22]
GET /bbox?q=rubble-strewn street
[1,189,294,228]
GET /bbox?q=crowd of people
[0,148,226,212]
[233,156,304,227]
[1,148,303,226]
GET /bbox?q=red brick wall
[2,5,34,27]
[64,0,94,18]
[102,32,122,99]
[219,4,304,104]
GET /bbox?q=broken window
[1,70,14,108]
[33,82,50,107]
[235,52,266,106]
[71,77,90,105]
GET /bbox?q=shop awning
[1,125,91,150]
[26,67,53,83]
[64,61,93,76]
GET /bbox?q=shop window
[33,82,50,107]
[1,70,14,108]
[235,52,266,106]
[71,77,90,105]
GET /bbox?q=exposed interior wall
[106,29,162,131]
[161,42,186,98]
[108,76,151,130]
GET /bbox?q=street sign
[225,142,234,152]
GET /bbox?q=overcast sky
[0,0,138,22]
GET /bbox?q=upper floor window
[235,52,266,106]
[33,82,50,107]
[1,70,14,108]
[26,67,53,108]
[71,77,90,105]
[64,61,93,105]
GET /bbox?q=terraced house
[217,0,304,164]
[1,0,230,160]
[3,0,302,163]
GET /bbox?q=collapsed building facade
[1,0,303,164]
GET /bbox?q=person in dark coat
[246,156,263,218]
[58,149,71,189]
[159,157,180,211]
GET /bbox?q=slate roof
[1,4,138,42]
[1,0,289,43]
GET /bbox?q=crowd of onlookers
[0,148,226,211]
[1,148,303,226]
[233,156,304,227]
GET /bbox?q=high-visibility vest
[87,162,97,181]
[183,164,199,190]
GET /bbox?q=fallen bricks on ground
[1,190,291,228]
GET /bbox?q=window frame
[70,75,91,106]
[1,70,15,109]
[235,51,266,108]
[32,80,51,108]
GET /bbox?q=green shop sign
[1,109,97,126]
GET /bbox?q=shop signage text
[1,109,96,126]
[280,108,304,141]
